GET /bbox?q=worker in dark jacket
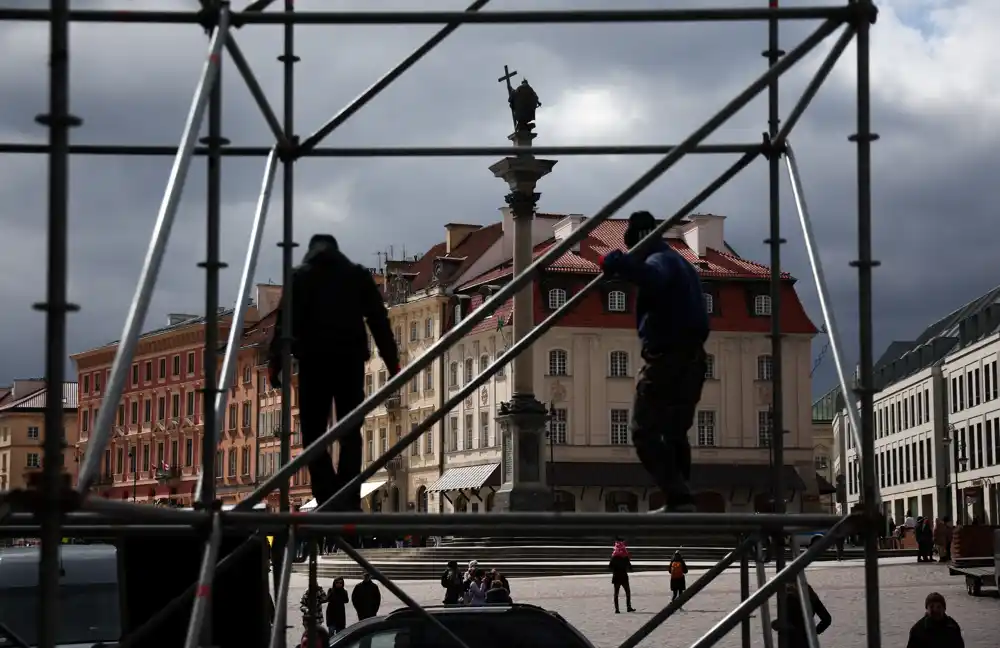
[599,211,709,512]
[906,592,964,648]
[269,234,400,518]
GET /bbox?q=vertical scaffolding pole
[851,1,882,646]
[755,542,775,648]
[36,1,78,645]
[739,540,751,648]
[273,0,298,620]
[764,2,788,643]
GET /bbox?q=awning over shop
[426,463,501,493]
[546,462,806,492]
[299,479,387,511]
[815,473,837,495]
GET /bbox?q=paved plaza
[286,558,996,647]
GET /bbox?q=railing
[385,393,402,410]
[155,467,182,482]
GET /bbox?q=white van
[0,544,121,647]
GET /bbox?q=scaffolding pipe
[617,537,755,648]
[36,0,76,646]
[0,7,855,25]
[772,25,856,148]
[182,514,224,648]
[266,529,296,648]
[76,15,230,493]
[193,148,279,500]
[784,144,868,475]
[740,543,752,648]
[790,537,821,648]
[754,542,775,648]
[297,0,493,156]
[315,151,760,514]
[0,142,760,157]
[687,516,850,648]
[236,17,839,513]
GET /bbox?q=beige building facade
[0,380,79,492]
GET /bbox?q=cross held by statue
[498,65,518,94]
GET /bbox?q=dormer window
[608,290,626,312]
[753,294,772,316]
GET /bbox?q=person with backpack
[608,539,636,613]
[669,550,689,602]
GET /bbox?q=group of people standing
[298,572,383,646]
[888,512,954,562]
[440,560,513,606]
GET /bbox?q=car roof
[386,602,547,617]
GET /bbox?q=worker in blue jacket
[599,211,709,513]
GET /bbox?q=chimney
[167,313,199,326]
[255,284,283,316]
[444,223,481,254]
[680,213,726,257]
[553,214,585,252]
[12,379,46,399]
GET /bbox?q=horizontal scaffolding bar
[0,142,758,157]
[0,7,854,25]
[69,502,851,532]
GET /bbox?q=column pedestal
[492,393,552,512]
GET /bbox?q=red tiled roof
[458,218,791,289]
[467,296,514,335]
[408,223,504,293]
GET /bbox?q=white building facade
[838,289,1000,525]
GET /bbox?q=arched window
[607,290,627,312]
[704,293,714,314]
[449,362,459,388]
[753,294,772,316]
[548,349,568,376]
[704,353,716,379]
[609,351,629,377]
[757,354,773,381]
[480,354,489,372]
[548,288,567,310]
[464,358,474,383]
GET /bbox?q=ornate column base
[493,393,552,513]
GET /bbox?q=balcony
[385,455,405,478]
[385,393,402,411]
[155,466,182,483]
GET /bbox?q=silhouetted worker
[269,234,400,520]
[599,211,709,513]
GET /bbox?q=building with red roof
[355,208,824,516]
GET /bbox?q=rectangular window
[144,361,152,382]
[464,414,474,450]
[424,429,433,454]
[479,411,490,448]
[143,399,151,423]
[186,391,195,417]
[757,409,773,447]
[171,393,180,418]
[449,417,459,452]
[610,409,629,445]
[229,404,237,430]
[546,408,568,444]
[172,355,180,376]
[118,404,125,426]
[366,429,374,462]
[82,375,90,394]
[228,450,237,477]
[157,397,165,421]
[242,402,252,428]
[131,364,139,386]
[185,438,193,466]
[696,410,716,447]
[158,358,166,380]
[130,401,138,425]
[187,351,196,374]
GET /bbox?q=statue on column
[509,79,541,131]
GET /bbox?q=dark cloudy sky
[1,0,997,399]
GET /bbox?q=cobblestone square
[287,558,996,647]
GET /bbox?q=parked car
[328,603,595,648]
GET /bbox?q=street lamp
[942,426,968,524]
[127,448,137,502]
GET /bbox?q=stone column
[489,110,556,512]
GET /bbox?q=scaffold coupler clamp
[846,0,879,27]
[760,132,786,161]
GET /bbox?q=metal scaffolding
[0,2,881,648]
